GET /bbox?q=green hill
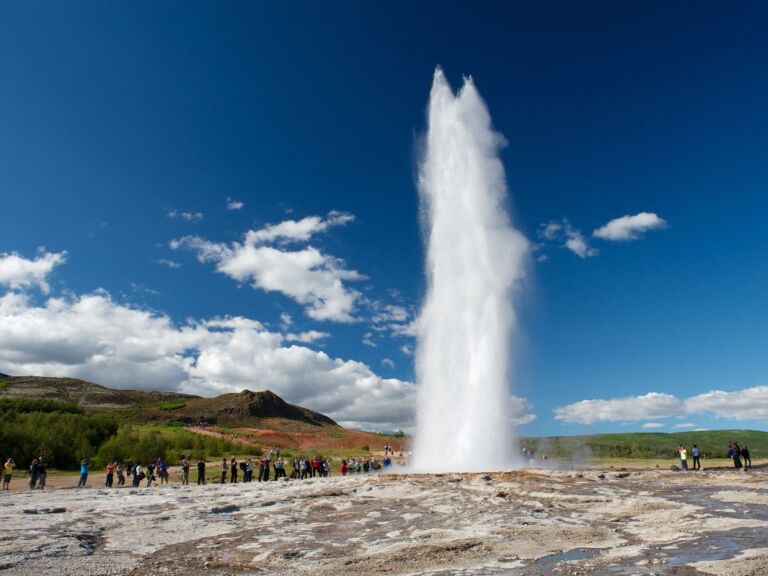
[521,429,767,460]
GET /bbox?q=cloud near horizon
[593,212,667,241]
[555,386,768,424]
[171,212,364,323]
[0,289,419,430]
[0,250,67,294]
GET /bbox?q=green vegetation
[521,430,767,460]
[0,399,262,470]
[0,400,118,469]
[0,379,10,390]
[157,401,186,411]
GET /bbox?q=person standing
[3,458,15,490]
[220,458,227,484]
[230,457,238,483]
[28,458,39,489]
[146,462,155,487]
[730,442,743,469]
[117,462,126,486]
[77,459,90,487]
[105,462,115,488]
[691,445,701,470]
[741,445,751,470]
[197,458,206,485]
[180,456,190,485]
[37,458,47,489]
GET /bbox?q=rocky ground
[1,467,766,575]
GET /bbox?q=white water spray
[412,68,528,472]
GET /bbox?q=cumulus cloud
[555,386,768,425]
[247,211,354,244]
[0,290,417,429]
[381,358,396,369]
[673,422,696,429]
[593,212,667,241]
[171,212,363,322]
[510,395,536,425]
[0,250,67,293]
[167,210,203,222]
[554,392,683,424]
[284,330,329,344]
[226,198,244,211]
[685,387,768,421]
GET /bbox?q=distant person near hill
[77,459,90,487]
[197,458,206,485]
[728,442,743,469]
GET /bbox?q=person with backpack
[691,445,701,470]
[77,459,90,487]
[730,442,743,469]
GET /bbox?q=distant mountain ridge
[0,375,337,427]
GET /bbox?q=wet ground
[0,467,766,575]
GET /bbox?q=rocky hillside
[0,375,337,427]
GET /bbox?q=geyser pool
[412,68,527,472]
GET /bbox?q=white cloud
[0,250,67,294]
[685,387,768,421]
[226,198,244,211]
[564,227,598,258]
[593,212,667,241]
[280,313,293,328]
[247,211,354,244]
[0,290,417,429]
[371,304,409,324]
[642,422,665,429]
[673,422,696,429]
[381,358,396,369]
[167,210,203,222]
[510,395,536,426]
[556,386,768,425]
[157,259,181,269]
[285,330,329,344]
[400,345,413,356]
[171,212,363,323]
[537,219,597,258]
[554,392,683,424]
[538,221,562,241]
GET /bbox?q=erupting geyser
[412,68,528,472]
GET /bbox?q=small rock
[22,509,38,514]
[496,491,508,498]
[210,505,240,514]
[597,473,606,479]
[480,475,492,482]
[260,500,277,507]
[615,472,630,479]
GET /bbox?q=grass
[0,379,10,390]
[521,429,768,460]
[157,402,186,411]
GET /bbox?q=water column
[412,68,528,472]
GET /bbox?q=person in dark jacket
[741,445,752,470]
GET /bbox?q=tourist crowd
[675,442,752,470]
[1,447,395,490]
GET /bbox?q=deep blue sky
[1,2,767,434]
